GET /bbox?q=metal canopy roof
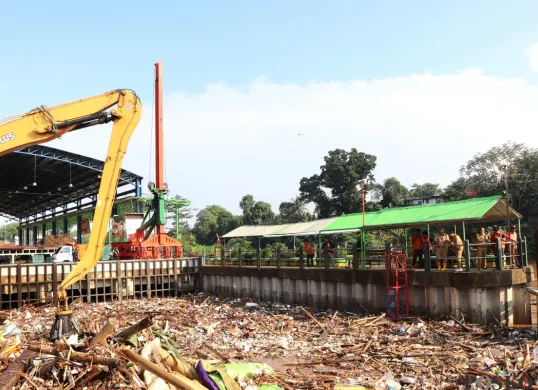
[222,196,522,238]
[0,145,143,220]
[321,195,520,232]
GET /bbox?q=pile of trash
[38,234,75,248]
[0,295,537,389]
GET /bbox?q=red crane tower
[111,62,183,260]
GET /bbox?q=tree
[442,177,472,202]
[371,177,408,208]
[240,194,275,225]
[443,142,538,213]
[193,205,240,245]
[164,194,193,238]
[0,222,19,243]
[299,148,377,217]
[408,183,441,199]
[279,196,311,223]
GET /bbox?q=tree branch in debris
[27,343,120,368]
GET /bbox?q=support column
[32,226,38,245]
[18,228,22,245]
[41,224,46,242]
[52,221,57,236]
[77,215,82,244]
[63,218,68,235]
[26,227,30,246]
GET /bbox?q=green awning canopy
[321,195,520,233]
[221,195,521,238]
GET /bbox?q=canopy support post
[361,229,366,270]
[462,220,466,240]
[404,228,408,256]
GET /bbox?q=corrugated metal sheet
[322,195,520,232]
[264,218,337,237]
[222,225,281,238]
[222,195,521,238]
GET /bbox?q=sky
[2,0,538,220]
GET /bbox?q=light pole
[503,165,509,230]
[357,179,369,270]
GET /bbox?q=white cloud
[47,69,538,219]
[525,43,538,72]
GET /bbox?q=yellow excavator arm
[0,89,142,338]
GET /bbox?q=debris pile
[0,296,537,389]
[38,234,75,248]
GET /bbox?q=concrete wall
[201,266,535,326]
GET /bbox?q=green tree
[240,195,275,225]
[0,222,19,243]
[442,177,472,202]
[408,183,442,199]
[371,177,409,208]
[279,196,311,223]
[454,141,538,213]
[299,148,377,217]
[193,205,241,245]
[164,194,193,239]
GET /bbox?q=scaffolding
[385,252,409,319]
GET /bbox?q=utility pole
[503,165,509,230]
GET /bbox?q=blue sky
[2,1,538,218]
[2,0,538,110]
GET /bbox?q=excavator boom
[0,89,142,339]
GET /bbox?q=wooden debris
[90,317,118,347]
[116,316,154,341]
[27,343,121,368]
[0,295,535,389]
[118,347,207,390]
[0,350,37,390]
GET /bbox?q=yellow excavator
[0,90,142,339]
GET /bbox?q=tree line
[172,141,538,254]
[2,141,536,256]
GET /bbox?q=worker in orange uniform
[474,227,489,270]
[434,229,450,270]
[303,239,315,267]
[448,230,464,272]
[490,226,508,266]
[410,228,424,268]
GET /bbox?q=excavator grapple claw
[49,312,79,341]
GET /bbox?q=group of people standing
[410,225,519,271]
[410,228,464,271]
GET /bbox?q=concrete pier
[201,266,535,326]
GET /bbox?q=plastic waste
[375,372,401,390]
[220,362,275,380]
[245,302,259,308]
[0,323,20,337]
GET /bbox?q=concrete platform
[201,266,535,326]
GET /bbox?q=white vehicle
[51,245,76,263]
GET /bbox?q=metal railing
[0,257,201,310]
[204,237,528,272]
[204,246,392,270]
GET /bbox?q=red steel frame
[385,252,410,319]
